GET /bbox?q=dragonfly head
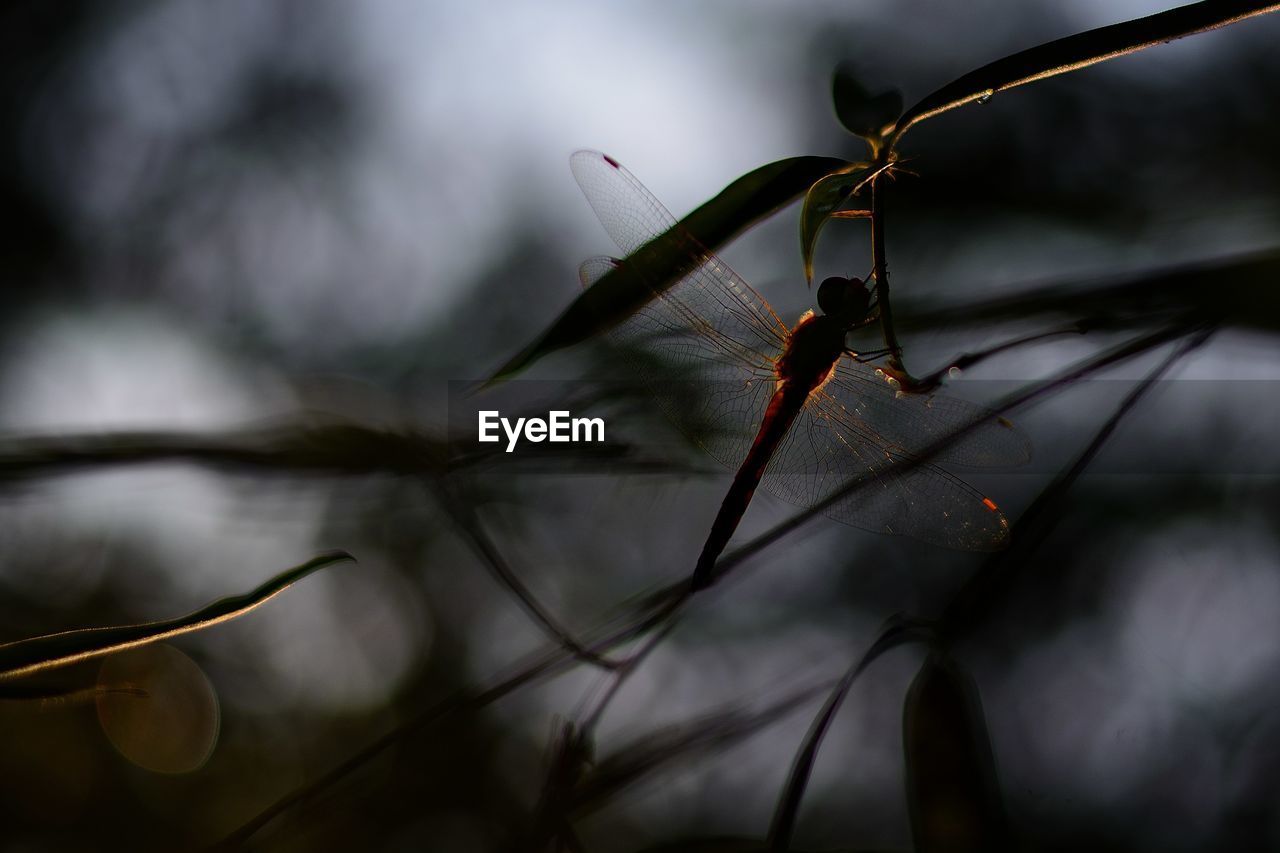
[817,276,870,325]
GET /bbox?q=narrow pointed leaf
[0,551,353,682]
[892,0,1280,143]
[903,651,1007,853]
[769,617,927,850]
[799,164,870,282]
[485,155,853,384]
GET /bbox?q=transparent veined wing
[573,151,791,469]
[821,359,1032,468]
[759,384,1012,550]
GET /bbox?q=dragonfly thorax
[777,310,847,391]
[773,275,870,391]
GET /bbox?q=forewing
[571,151,789,342]
[573,152,793,468]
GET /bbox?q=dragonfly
[570,151,1029,589]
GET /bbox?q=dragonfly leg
[883,159,920,180]
[845,346,895,364]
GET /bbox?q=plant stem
[870,172,908,379]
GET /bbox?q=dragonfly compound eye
[818,276,870,319]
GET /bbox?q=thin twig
[208,586,687,849]
[869,173,905,378]
[580,616,681,735]
[906,322,1089,393]
[206,644,569,851]
[429,478,621,670]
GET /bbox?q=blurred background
[1,1,1278,850]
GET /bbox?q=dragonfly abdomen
[690,383,809,589]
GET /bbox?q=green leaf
[892,0,1280,145]
[832,64,903,139]
[0,551,353,684]
[484,155,854,385]
[903,651,1007,853]
[799,164,871,283]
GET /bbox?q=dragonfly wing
[824,358,1032,467]
[570,151,789,341]
[579,255,779,470]
[579,256,620,288]
[758,387,1011,551]
[571,151,674,257]
[573,152,793,470]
